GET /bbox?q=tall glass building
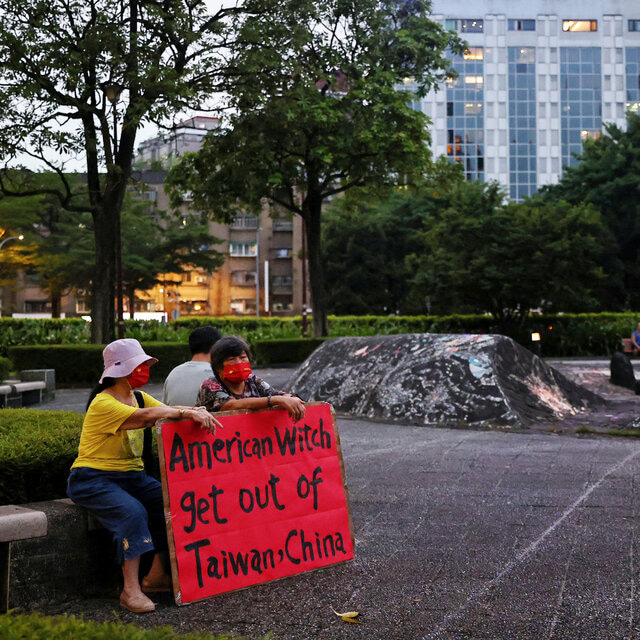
[415,0,640,200]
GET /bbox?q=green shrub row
[251,337,328,366]
[0,611,248,640]
[1,312,639,359]
[7,343,189,385]
[0,409,82,504]
[7,338,322,385]
[0,355,13,380]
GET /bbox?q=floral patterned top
[196,374,285,413]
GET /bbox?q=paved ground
[31,360,640,639]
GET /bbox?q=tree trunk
[91,203,116,344]
[50,291,61,318]
[303,196,329,337]
[128,285,136,321]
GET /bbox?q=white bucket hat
[100,339,158,383]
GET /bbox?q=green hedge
[0,612,249,640]
[7,343,190,386]
[252,338,327,366]
[0,409,82,504]
[7,339,323,384]
[2,313,640,359]
[0,355,13,380]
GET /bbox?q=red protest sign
[157,402,354,605]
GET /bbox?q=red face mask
[223,361,252,383]
[128,363,150,389]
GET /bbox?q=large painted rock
[289,334,602,428]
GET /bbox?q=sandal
[120,591,156,613]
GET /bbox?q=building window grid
[626,48,640,115]
[508,20,536,32]
[562,20,598,32]
[508,47,537,201]
[230,213,258,229]
[446,49,484,181]
[560,47,602,169]
[229,241,257,257]
[445,19,483,33]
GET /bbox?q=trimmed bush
[9,340,325,385]
[0,409,82,504]
[8,342,190,386]
[0,611,248,640]
[0,355,13,380]
[0,317,90,356]
[252,338,328,366]
[3,312,640,359]
[8,344,105,385]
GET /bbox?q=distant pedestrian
[163,326,222,406]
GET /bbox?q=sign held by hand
[157,402,354,605]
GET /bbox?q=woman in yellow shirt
[67,339,220,614]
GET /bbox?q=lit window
[464,103,483,114]
[580,130,601,141]
[461,19,483,33]
[463,47,484,60]
[629,20,640,32]
[229,242,257,257]
[562,20,597,32]
[464,75,484,85]
[445,19,483,33]
[509,19,536,31]
[230,299,256,314]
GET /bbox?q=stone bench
[20,369,55,402]
[0,381,47,408]
[0,385,11,409]
[9,499,120,608]
[0,505,47,612]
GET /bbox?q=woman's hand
[272,395,306,422]
[187,408,223,435]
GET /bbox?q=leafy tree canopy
[322,157,463,315]
[0,0,249,340]
[538,112,640,307]
[0,172,224,317]
[167,0,465,335]
[408,180,614,322]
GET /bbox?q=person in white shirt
[162,326,221,406]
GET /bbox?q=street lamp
[101,81,125,339]
[0,235,24,250]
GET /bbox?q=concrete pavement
[34,416,640,639]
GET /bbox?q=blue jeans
[67,467,167,565]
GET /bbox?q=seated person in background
[196,335,305,422]
[632,323,640,355]
[163,326,221,406]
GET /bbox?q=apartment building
[135,172,304,318]
[1,117,305,318]
[417,0,640,200]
